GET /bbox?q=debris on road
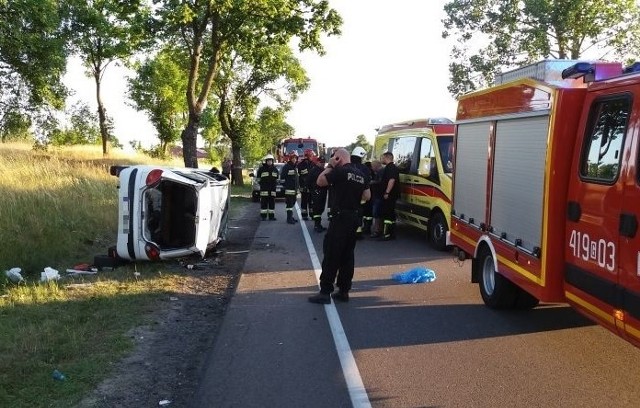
[392,266,436,284]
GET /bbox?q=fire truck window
[392,136,416,174]
[581,97,630,182]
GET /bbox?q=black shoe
[287,218,296,224]
[269,217,276,221]
[308,292,331,304]
[331,291,349,302]
[314,225,326,233]
[381,235,395,241]
[261,217,267,221]
[302,215,309,220]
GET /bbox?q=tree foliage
[214,41,309,185]
[128,47,188,155]
[152,0,342,168]
[442,0,640,97]
[345,134,373,159]
[0,0,67,110]
[64,0,151,155]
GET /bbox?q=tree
[345,134,373,159]
[153,0,342,168]
[0,0,67,140]
[442,0,640,97]
[64,0,151,155]
[128,47,188,155]
[214,42,309,185]
[0,110,32,143]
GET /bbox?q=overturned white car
[110,165,230,261]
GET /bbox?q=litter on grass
[40,267,60,282]
[392,266,437,284]
[5,267,24,283]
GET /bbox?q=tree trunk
[231,142,244,186]
[182,112,200,168]
[94,72,109,156]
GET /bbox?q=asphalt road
[192,203,640,408]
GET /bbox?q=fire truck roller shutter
[453,122,491,226]
[491,114,550,252]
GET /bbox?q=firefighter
[297,148,315,220]
[379,151,400,240]
[256,153,279,221]
[308,148,371,304]
[280,151,299,224]
[307,155,328,232]
[350,146,371,239]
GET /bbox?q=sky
[64,0,457,150]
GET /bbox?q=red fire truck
[449,59,640,347]
[276,137,325,162]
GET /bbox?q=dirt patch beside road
[78,199,259,408]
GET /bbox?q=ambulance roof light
[561,62,594,80]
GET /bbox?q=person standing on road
[256,154,279,221]
[297,149,315,220]
[379,151,400,241]
[369,159,384,238]
[307,156,328,232]
[281,151,299,224]
[350,146,371,239]
[222,157,232,180]
[308,148,370,304]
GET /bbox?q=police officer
[297,149,315,220]
[350,146,371,239]
[256,153,279,221]
[280,151,299,224]
[307,155,328,232]
[308,148,371,304]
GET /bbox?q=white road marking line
[296,204,372,408]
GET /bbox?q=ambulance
[449,59,640,347]
[373,118,454,250]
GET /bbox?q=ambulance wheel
[477,246,517,308]
[428,211,449,251]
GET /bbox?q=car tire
[428,211,449,251]
[476,246,517,309]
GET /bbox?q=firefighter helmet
[351,146,367,159]
[263,153,274,162]
[288,151,299,160]
[304,148,315,158]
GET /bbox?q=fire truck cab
[450,59,640,347]
[373,118,454,250]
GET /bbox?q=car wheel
[428,211,449,251]
[477,246,517,309]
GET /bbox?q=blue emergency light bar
[561,62,594,79]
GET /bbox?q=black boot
[314,219,326,232]
[362,218,372,235]
[287,213,296,224]
[382,222,396,241]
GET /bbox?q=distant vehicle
[249,162,285,202]
[110,165,230,261]
[373,118,455,250]
[276,137,325,162]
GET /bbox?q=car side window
[417,137,438,182]
[581,95,630,183]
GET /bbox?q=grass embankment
[0,143,250,408]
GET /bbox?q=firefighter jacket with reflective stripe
[280,161,299,192]
[297,158,313,189]
[257,164,279,192]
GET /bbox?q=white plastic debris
[5,267,24,283]
[158,400,171,406]
[40,267,60,282]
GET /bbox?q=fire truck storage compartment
[491,114,550,252]
[453,122,490,226]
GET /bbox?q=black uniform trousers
[319,211,360,294]
[260,190,276,219]
[300,188,311,217]
[311,188,327,220]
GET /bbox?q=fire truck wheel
[428,211,449,251]
[477,246,517,308]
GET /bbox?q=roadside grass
[0,143,251,408]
